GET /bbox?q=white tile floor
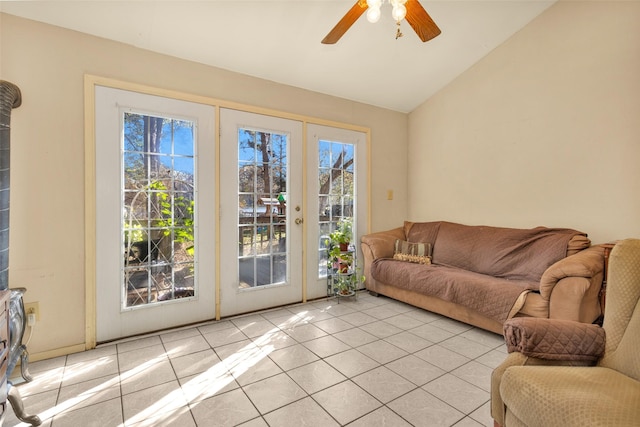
[5,292,507,427]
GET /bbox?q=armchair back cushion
[600,238,640,381]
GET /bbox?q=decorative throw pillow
[393,239,432,264]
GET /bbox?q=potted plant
[329,218,353,251]
[327,237,354,273]
[327,244,348,273]
[333,265,365,296]
[335,274,354,296]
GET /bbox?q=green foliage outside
[148,180,195,255]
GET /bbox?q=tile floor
[5,292,507,427]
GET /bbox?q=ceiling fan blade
[405,0,441,42]
[322,0,368,44]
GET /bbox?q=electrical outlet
[24,302,40,322]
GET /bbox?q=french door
[219,113,367,316]
[219,109,304,317]
[95,86,216,342]
[305,124,368,300]
[93,86,368,340]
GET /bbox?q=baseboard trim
[27,343,87,363]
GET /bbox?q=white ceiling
[0,0,556,113]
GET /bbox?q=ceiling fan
[322,0,441,44]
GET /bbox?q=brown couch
[360,221,605,334]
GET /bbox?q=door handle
[295,218,303,225]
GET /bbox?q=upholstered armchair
[491,238,640,427]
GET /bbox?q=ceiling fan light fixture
[366,6,382,23]
[391,3,407,22]
[321,0,441,44]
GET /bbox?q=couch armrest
[361,227,405,260]
[504,317,605,362]
[539,245,605,322]
[360,227,405,292]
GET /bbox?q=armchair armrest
[504,317,605,363]
[491,343,596,426]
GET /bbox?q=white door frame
[219,109,304,317]
[94,85,216,342]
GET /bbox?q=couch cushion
[403,221,441,246]
[432,222,588,282]
[371,259,537,324]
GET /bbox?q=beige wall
[0,13,408,358]
[408,0,640,245]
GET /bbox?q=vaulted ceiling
[0,0,556,112]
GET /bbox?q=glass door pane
[122,113,196,308]
[237,128,288,288]
[318,140,355,278]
